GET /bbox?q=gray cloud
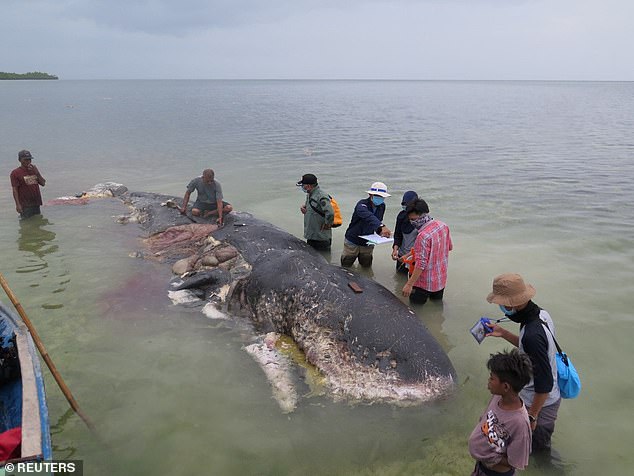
[60,0,352,35]
[47,0,531,35]
[1,0,633,79]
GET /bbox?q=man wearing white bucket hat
[341,181,392,268]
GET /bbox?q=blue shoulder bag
[541,320,581,399]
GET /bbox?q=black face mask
[508,314,524,324]
[507,301,538,324]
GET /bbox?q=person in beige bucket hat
[487,273,536,308]
[484,273,562,463]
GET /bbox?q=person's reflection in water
[416,300,453,352]
[17,215,58,275]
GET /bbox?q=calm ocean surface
[1,80,633,475]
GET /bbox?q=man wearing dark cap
[485,273,561,460]
[391,190,418,274]
[297,174,334,251]
[10,150,46,219]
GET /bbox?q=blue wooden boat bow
[0,301,52,465]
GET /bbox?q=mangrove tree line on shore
[0,71,59,80]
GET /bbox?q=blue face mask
[401,205,407,211]
[499,304,517,316]
[371,196,384,206]
[298,185,308,193]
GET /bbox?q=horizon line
[50,77,634,82]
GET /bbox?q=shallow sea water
[1,80,633,475]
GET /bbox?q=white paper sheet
[358,233,394,245]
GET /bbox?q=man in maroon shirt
[10,150,46,219]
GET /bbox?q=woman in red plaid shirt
[401,199,453,305]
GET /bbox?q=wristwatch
[528,414,537,424]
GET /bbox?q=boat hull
[0,301,52,465]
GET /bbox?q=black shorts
[307,239,331,251]
[474,462,515,476]
[192,200,229,212]
[20,206,41,219]
[409,287,444,305]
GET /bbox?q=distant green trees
[0,71,59,80]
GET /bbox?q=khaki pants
[340,241,374,267]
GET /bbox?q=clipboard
[358,233,394,245]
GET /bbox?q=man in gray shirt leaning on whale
[180,169,233,225]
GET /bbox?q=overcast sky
[2,0,633,80]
